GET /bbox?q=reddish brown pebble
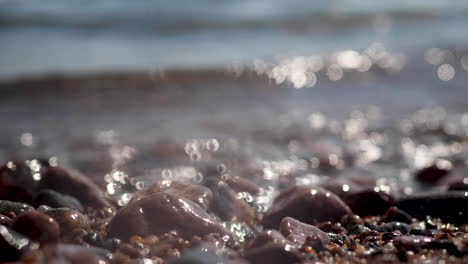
[143,180,213,211]
[343,189,394,216]
[11,210,59,244]
[107,192,230,241]
[280,217,330,251]
[262,186,351,229]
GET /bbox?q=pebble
[249,230,289,249]
[343,189,394,216]
[44,208,91,234]
[38,166,112,210]
[280,217,330,251]
[394,191,468,224]
[11,210,60,244]
[381,206,413,224]
[376,222,411,234]
[143,180,213,211]
[107,192,231,241]
[245,243,302,264]
[0,200,34,217]
[415,162,451,185]
[225,176,260,195]
[206,180,256,224]
[32,189,84,212]
[262,186,351,229]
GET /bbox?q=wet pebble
[280,217,330,251]
[38,166,112,210]
[0,200,34,217]
[32,189,84,212]
[225,176,260,195]
[245,243,302,264]
[393,235,434,252]
[11,210,60,244]
[262,186,351,229]
[415,162,451,185]
[206,180,256,224]
[44,208,91,234]
[143,180,213,211]
[381,206,413,224]
[394,191,468,224]
[343,189,394,216]
[249,230,288,249]
[107,192,230,241]
[348,225,371,236]
[376,222,411,234]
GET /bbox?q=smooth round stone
[206,180,256,224]
[225,176,260,195]
[0,225,38,262]
[32,189,84,212]
[44,208,91,234]
[107,192,230,241]
[376,222,411,234]
[280,217,330,251]
[262,186,351,229]
[394,191,468,224]
[381,206,413,224]
[11,210,60,244]
[249,230,289,249]
[0,200,34,216]
[143,180,213,211]
[343,189,394,216]
[38,166,111,210]
[245,243,302,264]
[0,161,111,210]
[415,163,451,185]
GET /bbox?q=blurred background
[1,0,468,202]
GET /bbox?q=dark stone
[0,200,34,216]
[245,243,302,264]
[343,190,394,216]
[11,210,60,244]
[0,161,111,210]
[38,166,111,210]
[206,180,256,224]
[262,187,351,229]
[44,208,90,235]
[0,225,38,261]
[409,229,426,236]
[225,176,260,195]
[340,214,363,230]
[280,217,330,250]
[107,192,230,241]
[415,162,450,185]
[249,230,288,249]
[381,232,398,241]
[394,191,468,224]
[348,225,370,236]
[33,189,84,212]
[376,222,411,234]
[381,206,413,224]
[143,180,213,211]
